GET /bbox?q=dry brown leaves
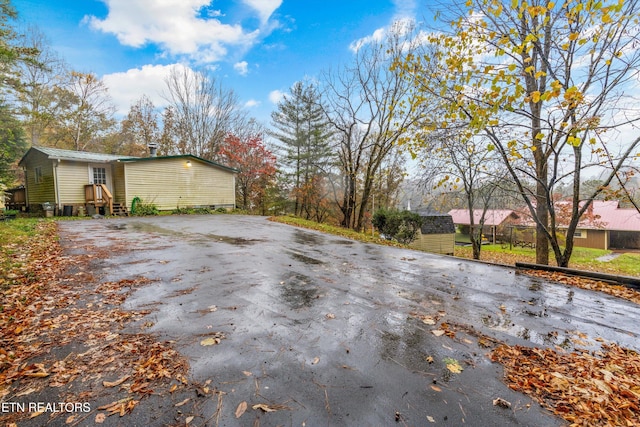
[491,343,640,427]
[0,221,190,424]
[522,270,640,306]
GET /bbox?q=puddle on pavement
[292,229,325,245]
[279,273,320,309]
[206,233,263,245]
[330,239,354,245]
[287,250,325,265]
[481,312,575,349]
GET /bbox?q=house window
[34,167,42,184]
[574,230,587,239]
[92,167,107,185]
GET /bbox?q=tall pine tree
[270,81,333,218]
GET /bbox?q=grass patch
[268,215,406,248]
[0,218,54,289]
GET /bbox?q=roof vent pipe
[148,143,158,157]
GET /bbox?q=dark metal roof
[118,154,239,173]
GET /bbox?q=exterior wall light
[186,160,192,167]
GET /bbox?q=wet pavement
[57,215,640,426]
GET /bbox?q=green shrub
[215,207,228,213]
[373,208,422,244]
[172,207,194,215]
[133,201,159,216]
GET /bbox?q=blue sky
[15,0,431,124]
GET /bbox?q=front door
[88,164,113,193]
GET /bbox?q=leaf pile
[491,343,640,426]
[522,270,640,306]
[0,221,191,424]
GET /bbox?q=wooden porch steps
[112,203,129,216]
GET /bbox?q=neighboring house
[18,146,237,215]
[410,210,456,255]
[567,200,640,250]
[450,201,640,250]
[448,209,521,244]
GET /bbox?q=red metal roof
[447,209,519,226]
[589,200,640,232]
[450,201,640,232]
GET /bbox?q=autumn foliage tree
[399,0,640,267]
[218,133,277,213]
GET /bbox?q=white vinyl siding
[55,161,95,204]
[23,151,55,206]
[123,158,235,210]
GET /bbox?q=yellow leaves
[444,357,464,373]
[534,70,546,79]
[528,5,548,17]
[531,91,541,103]
[568,136,582,146]
[568,32,579,41]
[563,86,584,108]
[508,63,517,72]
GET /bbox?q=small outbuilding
[18,146,237,215]
[409,210,456,255]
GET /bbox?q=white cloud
[234,61,249,76]
[245,99,260,108]
[242,0,282,23]
[349,27,386,53]
[102,63,191,115]
[269,89,284,104]
[85,0,260,63]
[349,0,417,53]
[391,0,417,20]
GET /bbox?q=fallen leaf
[200,337,221,346]
[95,413,106,424]
[242,371,253,376]
[65,415,76,424]
[493,397,511,408]
[444,357,463,373]
[425,356,434,364]
[185,416,194,424]
[235,401,248,418]
[312,357,320,365]
[252,403,278,413]
[421,316,436,325]
[103,375,129,388]
[15,387,37,397]
[325,313,335,319]
[431,330,445,337]
[431,385,442,392]
[427,415,436,422]
[175,398,190,407]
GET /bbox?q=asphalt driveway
[56,215,640,426]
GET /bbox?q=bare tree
[321,22,430,230]
[14,24,67,146]
[162,66,244,160]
